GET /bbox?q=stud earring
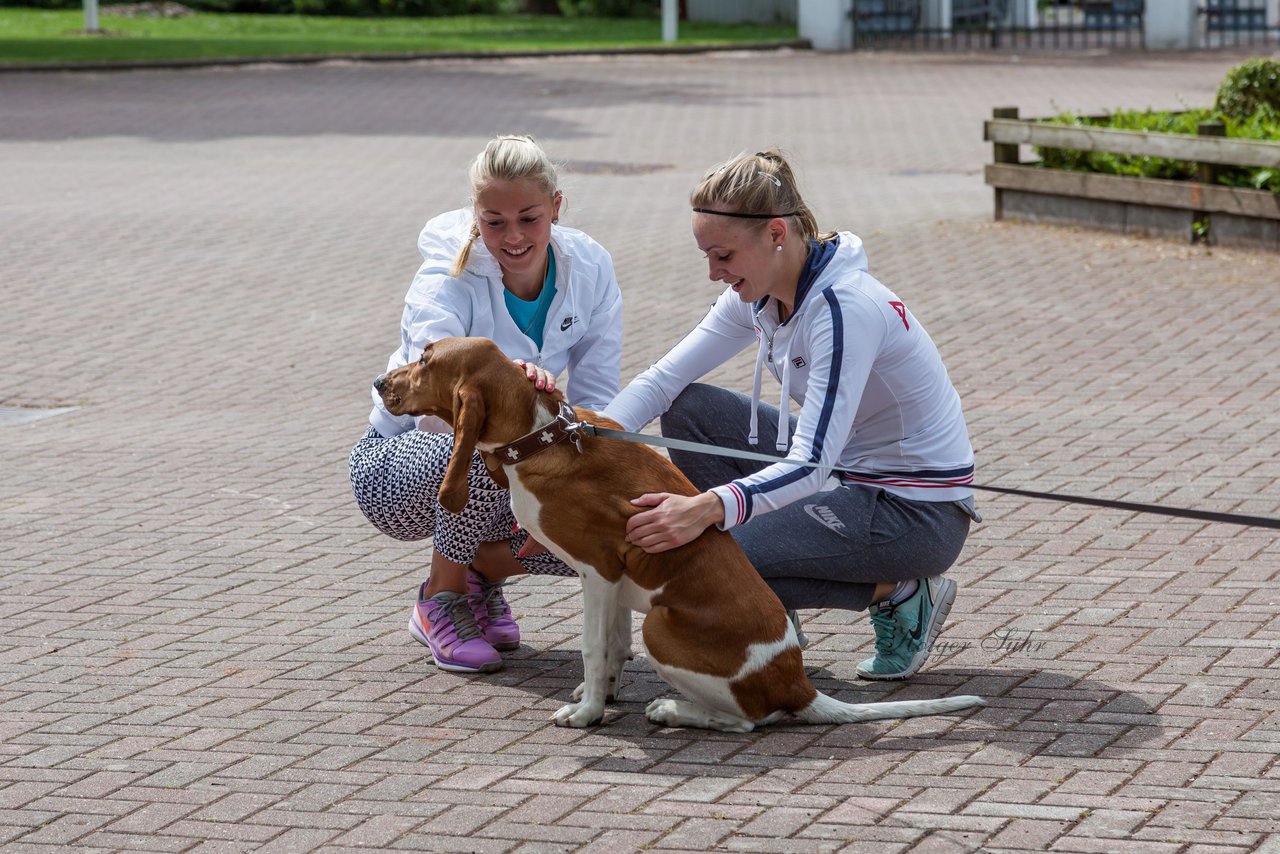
[775,245,783,253]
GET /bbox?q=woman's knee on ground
[660,383,736,441]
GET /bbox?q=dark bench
[851,0,921,33]
[1082,0,1143,30]
[1204,0,1267,31]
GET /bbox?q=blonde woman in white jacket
[604,150,976,683]
[351,135,623,674]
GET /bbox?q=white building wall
[798,0,851,49]
[1144,0,1199,49]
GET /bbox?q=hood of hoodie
[416,208,502,279]
[757,234,869,326]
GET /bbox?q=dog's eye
[418,355,428,367]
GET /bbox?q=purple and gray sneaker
[467,570,521,652]
[408,583,502,673]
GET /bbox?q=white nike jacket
[602,233,974,530]
[369,208,624,438]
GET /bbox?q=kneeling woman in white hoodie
[351,135,623,674]
[604,150,978,683]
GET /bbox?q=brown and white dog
[374,336,983,732]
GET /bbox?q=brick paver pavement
[2,46,1279,852]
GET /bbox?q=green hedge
[1036,61,1280,194]
[194,0,498,14]
[1216,57,1280,122]
[0,0,657,15]
[1036,106,1279,193]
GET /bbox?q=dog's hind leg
[554,571,619,728]
[645,697,779,733]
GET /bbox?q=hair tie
[692,207,798,220]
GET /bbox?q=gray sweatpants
[661,384,973,613]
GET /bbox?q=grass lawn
[0,8,799,66]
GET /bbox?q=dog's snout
[373,373,387,393]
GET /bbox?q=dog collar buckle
[557,401,586,454]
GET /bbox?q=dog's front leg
[553,572,618,728]
[606,606,632,699]
[572,604,631,703]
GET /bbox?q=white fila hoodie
[603,233,974,531]
[369,208,624,439]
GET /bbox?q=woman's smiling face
[474,179,561,283]
[693,212,779,305]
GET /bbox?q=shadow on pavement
[0,62,757,143]
[452,648,1162,775]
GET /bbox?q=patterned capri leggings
[348,426,576,577]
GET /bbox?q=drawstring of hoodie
[775,336,793,452]
[747,333,768,446]
[746,322,796,452]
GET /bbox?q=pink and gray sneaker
[408,583,502,673]
[466,571,521,652]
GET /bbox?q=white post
[1144,0,1199,49]
[921,0,951,32]
[798,0,852,50]
[84,0,100,33]
[1011,0,1037,29]
[662,0,678,43]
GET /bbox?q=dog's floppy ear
[440,384,485,514]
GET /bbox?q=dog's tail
[795,691,985,725]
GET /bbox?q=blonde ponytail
[449,221,481,278]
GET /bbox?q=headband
[692,208,798,220]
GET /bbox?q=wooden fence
[984,107,1280,251]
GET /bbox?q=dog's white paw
[552,700,604,728]
[645,698,681,727]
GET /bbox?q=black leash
[573,423,1280,531]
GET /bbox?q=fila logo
[888,301,910,330]
[560,316,578,331]
[791,356,807,369]
[803,503,846,533]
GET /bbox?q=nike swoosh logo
[803,503,847,533]
[908,595,928,641]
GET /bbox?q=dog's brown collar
[491,401,584,465]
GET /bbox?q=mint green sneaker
[856,576,956,681]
